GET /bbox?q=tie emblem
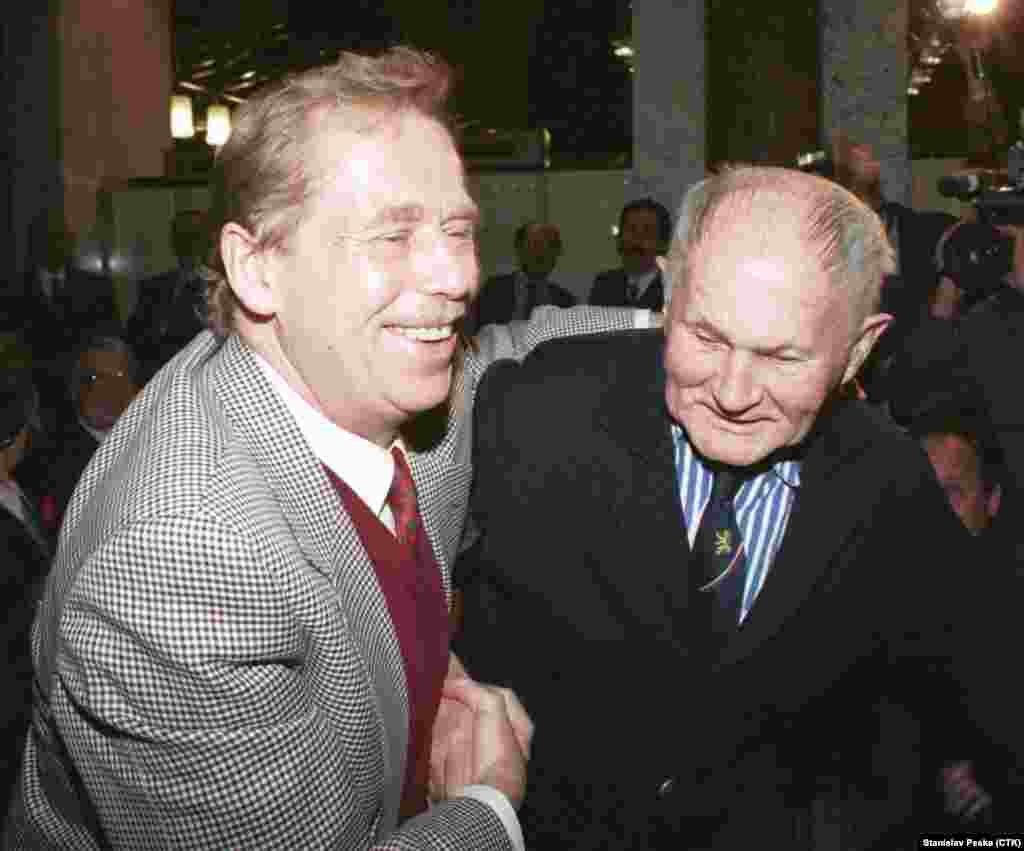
[714,529,733,556]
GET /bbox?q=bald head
[664,166,895,327]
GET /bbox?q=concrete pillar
[820,0,910,204]
[632,0,706,217]
[58,0,173,242]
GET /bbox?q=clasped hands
[429,654,533,809]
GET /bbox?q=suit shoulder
[548,282,578,306]
[483,328,661,396]
[828,400,930,477]
[481,272,515,289]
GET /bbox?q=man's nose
[417,232,476,299]
[713,350,761,413]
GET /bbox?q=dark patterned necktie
[693,469,747,635]
[388,447,419,545]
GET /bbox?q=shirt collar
[79,418,111,445]
[670,423,801,490]
[253,351,400,517]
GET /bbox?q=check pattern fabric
[6,305,637,850]
[672,426,801,625]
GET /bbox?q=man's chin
[689,429,775,469]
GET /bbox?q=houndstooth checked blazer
[5,306,635,850]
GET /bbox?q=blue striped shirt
[672,425,801,624]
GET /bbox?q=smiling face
[234,108,479,446]
[664,203,873,467]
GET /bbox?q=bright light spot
[614,45,634,58]
[170,95,194,139]
[965,0,998,14]
[205,104,231,147]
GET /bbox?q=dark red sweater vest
[324,467,450,822]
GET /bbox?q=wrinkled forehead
[308,107,468,208]
[697,194,824,279]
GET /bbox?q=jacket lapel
[719,401,875,667]
[594,335,697,656]
[210,335,409,825]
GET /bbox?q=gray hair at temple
[662,165,895,325]
[205,46,455,337]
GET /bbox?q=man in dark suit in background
[588,198,672,311]
[126,209,210,380]
[471,222,575,331]
[457,166,1021,849]
[828,133,955,322]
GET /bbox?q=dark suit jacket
[878,202,956,322]
[125,267,207,378]
[473,273,576,331]
[0,487,51,807]
[456,330,1019,850]
[36,419,100,523]
[882,288,1024,568]
[588,268,665,311]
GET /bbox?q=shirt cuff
[634,308,655,329]
[458,785,525,851]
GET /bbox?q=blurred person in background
[589,198,672,310]
[471,222,575,331]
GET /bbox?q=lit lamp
[205,104,231,147]
[170,94,195,139]
[938,0,998,18]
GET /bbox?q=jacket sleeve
[21,515,513,851]
[469,304,635,377]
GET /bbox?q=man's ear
[842,312,892,385]
[219,222,278,317]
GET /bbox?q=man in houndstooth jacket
[5,48,641,849]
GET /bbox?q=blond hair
[205,46,453,336]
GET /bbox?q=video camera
[939,222,1014,306]
[936,142,1024,225]
[934,144,1024,301]
[794,149,1017,303]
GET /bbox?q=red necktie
[387,447,419,545]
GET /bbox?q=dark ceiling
[171,0,1024,159]
[172,1,401,107]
